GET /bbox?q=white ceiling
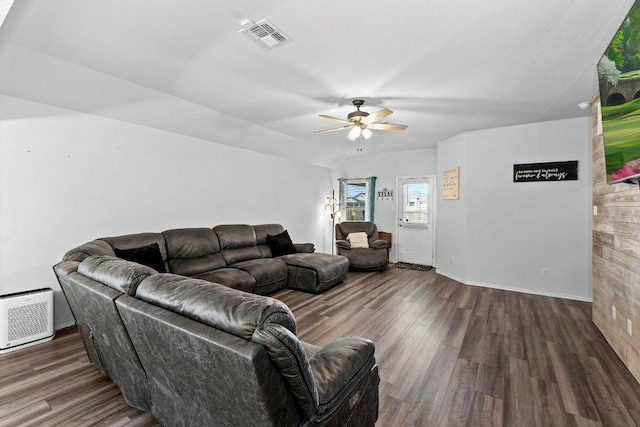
[0,0,633,167]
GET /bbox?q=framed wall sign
[376,187,394,201]
[443,167,459,200]
[513,161,578,182]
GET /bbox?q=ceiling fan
[314,99,408,141]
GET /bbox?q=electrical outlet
[593,205,598,216]
[628,319,633,336]
[612,305,617,319]
[541,267,548,276]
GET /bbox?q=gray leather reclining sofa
[54,224,378,426]
[61,224,349,294]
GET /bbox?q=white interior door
[396,177,434,265]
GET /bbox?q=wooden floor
[2,268,640,426]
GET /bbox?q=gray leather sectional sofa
[54,224,378,426]
[62,224,349,294]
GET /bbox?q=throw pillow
[347,232,369,248]
[114,243,167,273]
[266,230,298,257]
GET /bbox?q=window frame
[338,177,376,222]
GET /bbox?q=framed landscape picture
[598,1,640,184]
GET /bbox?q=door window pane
[403,183,428,224]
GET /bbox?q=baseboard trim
[435,269,592,302]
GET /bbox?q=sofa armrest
[252,324,320,418]
[63,239,115,262]
[294,243,315,253]
[78,256,158,295]
[370,240,388,249]
[336,240,351,250]
[308,337,376,422]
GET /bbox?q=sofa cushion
[253,224,285,258]
[195,268,256,293]
[102,232,168,271]
[215,224,257,249]
[280,253,349,293]
[335,221,377,241]
[78,256,157,295]
[135,274,297,338]
[231,258,288,290]
[342,248,388,270]
[265,230,297,257]
[253,224,285,245]
[162,228,226,276]
[293,243,315,254]
[221,246,263,265]
[114,243,167,273]
[346,232,369,249]
[215,225,262,264]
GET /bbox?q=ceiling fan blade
[367,123,408,131]
[313,125,354,134]
[363,108,393,124]
[319,114,351,125]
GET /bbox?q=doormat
[392,262,433,271]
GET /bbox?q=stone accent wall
[592,93,640,383]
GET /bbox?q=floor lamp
[324,189,341,254]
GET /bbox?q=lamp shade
[347,126,361,141]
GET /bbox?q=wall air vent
[238,19,291,50]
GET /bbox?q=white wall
[0,95,332,329]
[436,134,469,278]
[437,117,592,300]
[332,148,438,262]
[0,91,593,332]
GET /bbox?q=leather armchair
[335,222,388,271]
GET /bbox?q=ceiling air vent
[238,19,291,50]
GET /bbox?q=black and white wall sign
[513,161,578,182]
[376,188,394,201]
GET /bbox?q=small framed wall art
[443,167,459,200]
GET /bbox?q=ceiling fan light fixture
[314,99,407,141]
[348,126,361,141]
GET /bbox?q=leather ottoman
[280,253,349,293]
